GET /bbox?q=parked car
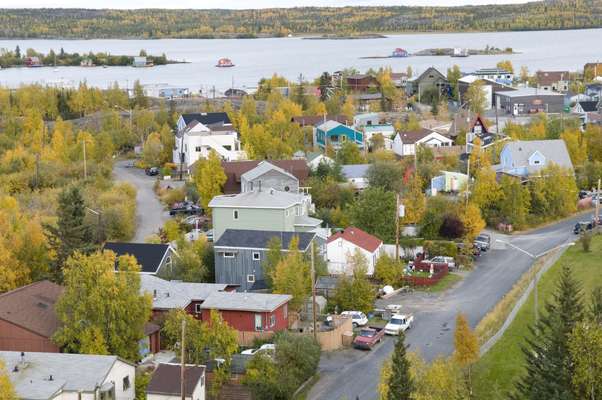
[241,343,275,356]
[341,311,369,328]
[579,190,592,200]
[170,201,203,216]
[474,234,491,252]
[384,314,414,335]
[574,221,594,235]
[145,167,159,176]
[386,304,402,313]
[427,256,456,270]
[353,327,385,350]
[183,215,210,227]
[456,242,481,258]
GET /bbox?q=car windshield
[389,318,403,325]
[359,329,374,337]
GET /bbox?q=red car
[353,327,385,350]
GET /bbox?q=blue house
[315,120,364,150]
[493,140,574,179]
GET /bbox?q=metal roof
[209,188,306,209]
[214,229,315,251]
[241,161,297,183]
[200,292,292,313]
[140,275,230,310]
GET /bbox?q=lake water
[1,28,601,94]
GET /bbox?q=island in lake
[304,33,387,40]
[361,46,517,59]
[0,47,186,69]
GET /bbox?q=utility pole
[180,318,186,400]
[83,139,87,180]
[596,179,601,225]
[179,129,185,181]
[310,243,317,340]
[395,193,400,261]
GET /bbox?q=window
[255,314,262,331]
[247,274,255,283]
[195,146,202,152]
[285,209,289,217]
[195,303,202,313]
[341,135,347,142]
[223,252,235,258]
[252,252,261,261]
[270,314,276,327]
[122,376,131,391]
[233,210,239,220]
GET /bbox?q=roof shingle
[327,226,382,253]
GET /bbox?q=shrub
[580,231,592,252]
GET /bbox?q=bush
[375,254,403,286]
[580,232,592,252]
[424,240,458,258]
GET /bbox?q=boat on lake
[391,48,409,58]
[216,58,235,68]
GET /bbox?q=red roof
[327,227,382,253]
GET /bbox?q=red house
[346,74,379,92]
[200,292,292,345]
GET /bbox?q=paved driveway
[113,160,170,242]
[308,213,590,400]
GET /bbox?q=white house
[363,124,396,150]
[341,164,371,191]
[326,226,383,276]
[494,139,574,178]
[353,112,381,128]
[306,152,335,171]
[392,128,453,157]
[173,113,245,170]
[147,363,205,400]
[0,351,136,400]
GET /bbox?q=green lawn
[472,235,602,399]
[421,272,463,293]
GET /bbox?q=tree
[513,265,585,399]
[453,313,479,396]
[45,185,95,281]
[271,237,310,312]
[409,353,469,400]
[243,333,321,400]
[132,79,148,108]
[366,161,404,192]
[497,60,514,74]
[0,359,16,400]
[194,150,226,215]
[499,175,530,228]
[419,197,450,240]
[471,163,502,221]
[262,237,282,289]
[53,251,152,361]
[374,253,403,286]
[350,187,396,242]
[447,65,462,100]
[401,173,426,225]
[466,81,486,115]
[568,322,602,399]
[459,202,486,241]
[142,131,163,167]
[561,128,588,166]
[591,287,602,325]
[387,332,414,399]
[342,95,356,123]
[337,141,364,165]
[520,66,530,82]
[378,360,393,400]
[332,249,375,314]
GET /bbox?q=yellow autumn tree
[0,359,16,400]
[453,313,479,396]
[194,150,227,215]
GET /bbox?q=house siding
[212,208,295,242]
[242,170,299,193]
[200,303,288,333]
[214,248,269,292]
[0,319,60,353]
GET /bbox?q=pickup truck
[474,234,491,252]
[169,201,203,216]
[353,327,385,350]
[384,314,414,335]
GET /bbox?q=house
[405,67,448,98]
[458,114,498,152]
[24,56,42,67]
[140,275,234,319]
[353,112,381,128]
[0,351,136,400]
[305,152,335,171]
[536,71,570,92]
[147,363,206,400]
[363,125,396,150]
[104,242,176,275]
[494,139,574,178]
[341,164,371,191]
[473,68,513,84]
[221,160,309,194]
[392,129,453,157]
[495,88,565,115]
[315,120,364,150]
[143,84,190,99]
[133,56,148,67]
[225,88,248,97]
[572,100,600,126]
[390,72,409,88]
[173,112,243,168]
[346,74,379,92]
[0,281,62,353]
[209,188,320,241]
[326,227,383,276]
[241,161,300,193]
[430,171,468,194]
[585,83,602,100]
[214,229,316,291]
[199,292,291,343]
[457,75,517,109]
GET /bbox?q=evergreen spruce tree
[387,331,414,400]
[512,265,584,399]
[45,185,95,282]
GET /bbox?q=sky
[2,0,535,8]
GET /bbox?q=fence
[403,268,448,286]
[315,316,353,351]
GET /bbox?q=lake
[0,28,601,94]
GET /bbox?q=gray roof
[341,164,371,179]
[316,120,344,131]
[0,351,131,399]
[496,88,565,98]
[214,229,315,251]
[201,291,291,312]
[500,139,574,173]
[140,275,230,310]
[241,161,297,182]
[294,215,322,227]
[209,188,306,209]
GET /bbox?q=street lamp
[496,239,575,323]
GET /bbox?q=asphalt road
[113,160,170,242]
[309,212,592,400]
